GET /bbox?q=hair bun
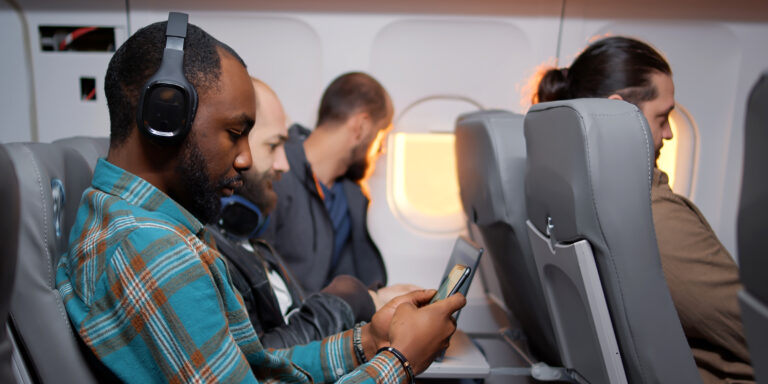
[534,67,570,104]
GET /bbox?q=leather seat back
[737,70,768,382]
[455,110,560,365]
[0,146,20,384]
[4,137,108,383]
[524,99,700,383]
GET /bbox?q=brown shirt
[651,168,754,383]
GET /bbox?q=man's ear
[349,112,369,143]
[608,94,624,101]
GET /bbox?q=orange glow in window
[391,132,462,217]
[656,104,698,196]
[656,116,680,187]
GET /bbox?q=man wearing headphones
[56,14,464,383]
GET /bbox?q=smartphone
[429,264,471,304]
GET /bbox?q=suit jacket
[262,124,387,293]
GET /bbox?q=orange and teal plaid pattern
[56,159,406,383]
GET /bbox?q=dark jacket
[262,124,387,293]
[209,226,357,348]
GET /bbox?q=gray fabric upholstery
[454,110,560,365]
[524,99,700,383]
[53,136,109,169]
[3,140,108,383]
[0,146,20,384]
[737,70,768,382]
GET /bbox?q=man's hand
[360,289,436,361]
[359,291,466,375]
[388,293,466,374]
[368,284,423,310]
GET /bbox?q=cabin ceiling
[12,0,768,22]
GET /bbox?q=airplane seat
[3,140,114,383]
[0,146,21,384]
[454,110,561,366]
[737,69,768,382]
[524,99,701,383]
[53,136,109,170]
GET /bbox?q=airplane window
[656,104,698,197]
[392,132,461,211]
[382,96,482,234]
[388,132,465,233]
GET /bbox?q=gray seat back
[0,146,20,384]
[524,99,700,383]
[54,137,110,170]
[737,70,768,382]
[455,110,560,365]
[4,138,108,383]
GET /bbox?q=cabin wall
[1,1,127,142]
[1,1,767,285]
[0,2,33,143]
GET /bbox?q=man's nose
[664,124,674,140]
[235,138,253,171]
[274,146,290,173]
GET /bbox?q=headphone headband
[166,12,188,38]
[136,12,198,142]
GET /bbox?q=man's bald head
[237,78,290,214]
[251,78,287,132]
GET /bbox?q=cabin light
[389,132,463,224]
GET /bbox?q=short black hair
[535,36,671,106]
[316,72,389,128]
[104,20,246,146]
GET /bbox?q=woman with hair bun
[532,36,754,383]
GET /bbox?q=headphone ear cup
[136,12,197,142]
[140,84,190,138]
[219,195,267,239]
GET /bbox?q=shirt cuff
[320,328,358,381]
[358,350,409,384]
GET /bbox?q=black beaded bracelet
[353,322,367,364]
[377,346,415,384]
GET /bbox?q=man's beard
[344,142,371,182]
[176,139,240,224]
[344,158,369,182]
[239,168,279,214]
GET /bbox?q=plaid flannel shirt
[56,159,406,383]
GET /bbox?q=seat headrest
[455,110,526,226]
[7,143,94,257]
[53,136,109,171]
[738,70,768,302]
[0,144,20,275]
[524,99,654,246]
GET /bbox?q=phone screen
[430,264,470,304]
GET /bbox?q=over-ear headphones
[218,195,271,240]
[136,12,198,141]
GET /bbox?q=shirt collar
[92,158,205,236]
